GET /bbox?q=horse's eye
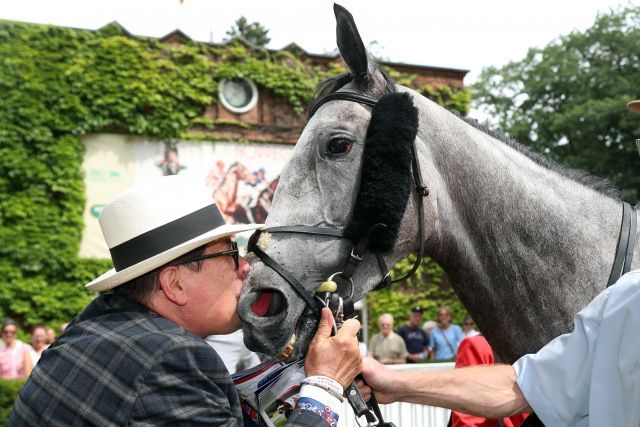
[326,138,353,156]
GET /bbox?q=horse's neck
[417,103,623,361]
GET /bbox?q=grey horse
[237,4,638,364]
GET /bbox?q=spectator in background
[450,335,528,427]
[369,314,407,365]
[396,306,429,363]
[422,320,437,342]
[28,326,48,366]
[462,315,480,338]
[0,319,32,379]
[45,327,55,345]
[429,307,464,361]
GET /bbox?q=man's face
[31,328,47,349]
[379,317,393,336]
[409,312,422,327]
[179,238,249,338]
[438,310,452,326]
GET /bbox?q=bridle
[248,89,426,427]
[248,89,429,318]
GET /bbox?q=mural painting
[80,134,292,258]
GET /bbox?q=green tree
[473,6,640,202]
[225,17,271,47]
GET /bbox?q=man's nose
[238,255,250,281]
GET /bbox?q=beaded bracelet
[301,376,345,402]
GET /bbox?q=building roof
[50,18,468,77]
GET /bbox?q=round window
[219,78,258,113]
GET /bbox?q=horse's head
[238,4,433,359]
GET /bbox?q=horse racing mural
[79,133,291,258]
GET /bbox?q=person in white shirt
[205,329,261,374]
[361,269,640,426]
[28,325,48,366]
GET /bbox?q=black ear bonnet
[346,92,419,251]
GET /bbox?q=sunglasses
[171,241,239,271]
[3,330,16,335]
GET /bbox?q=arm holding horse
[360,358,530,418]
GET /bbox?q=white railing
[339,362,455,427]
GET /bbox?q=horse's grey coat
[237,6,639,363]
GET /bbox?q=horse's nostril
[251,290,287,317]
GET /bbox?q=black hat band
[109,203,225,271]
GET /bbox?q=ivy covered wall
[0,19,470,330]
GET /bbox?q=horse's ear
[334,3,371,85]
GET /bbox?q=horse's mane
[462,117,621,200]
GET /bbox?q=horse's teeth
[277,333,296,360]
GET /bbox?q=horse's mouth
[250,290,300,360]
[251,289,287,317]
[241,288,316,360]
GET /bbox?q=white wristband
[302,375,344,399]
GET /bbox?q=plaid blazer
[9,294,324,426]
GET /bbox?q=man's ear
[157,266,188,306]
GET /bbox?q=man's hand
[305,307,362,389]
[359,357,401,404]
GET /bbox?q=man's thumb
[315,307,334,339]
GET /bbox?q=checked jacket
[9,293,324,426]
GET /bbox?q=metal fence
[339,362,455,427]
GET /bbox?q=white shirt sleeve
[512,285,612,427]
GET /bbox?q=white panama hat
[86,175,262,292]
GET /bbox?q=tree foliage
[473,6,640,202]
[225,16,271,47]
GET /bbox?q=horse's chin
[238,289,319,361]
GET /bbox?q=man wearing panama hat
[10,175,362,426]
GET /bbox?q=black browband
[308,92,378,117]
